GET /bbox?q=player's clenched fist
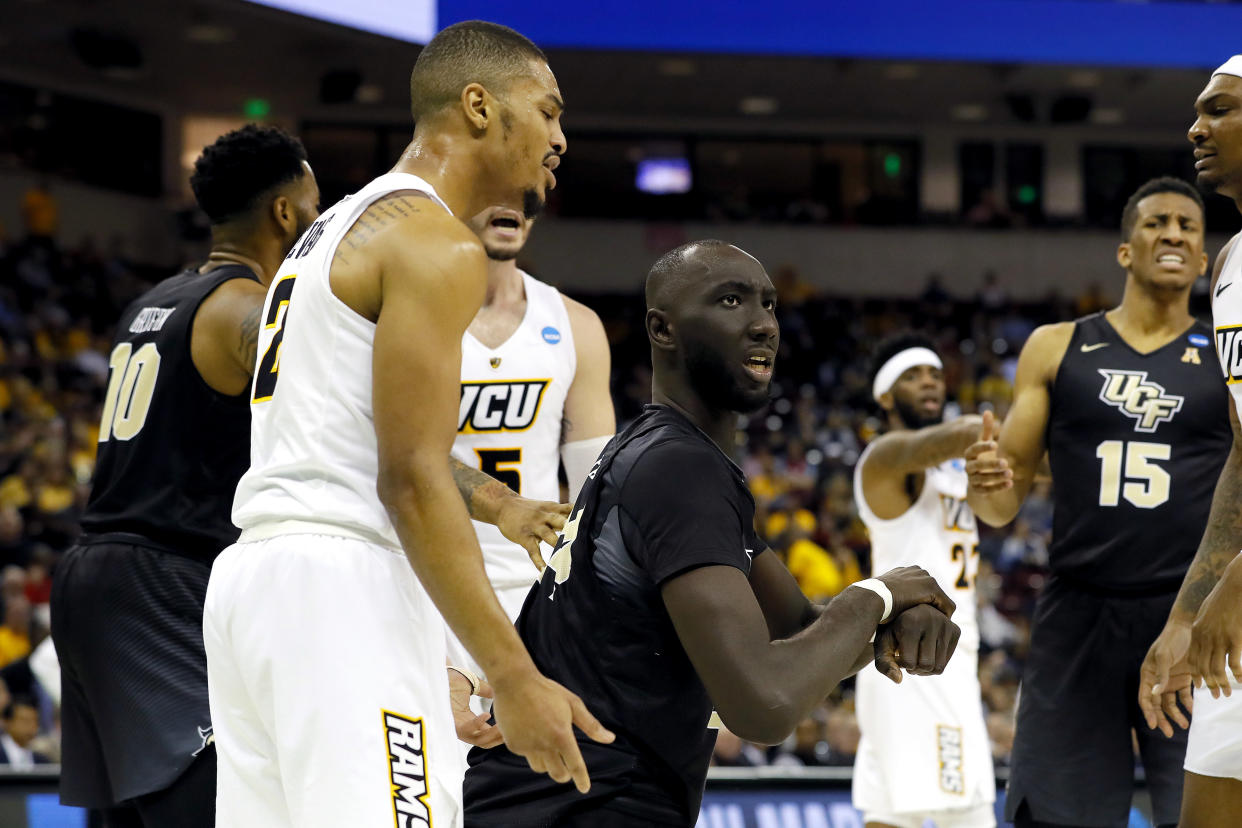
[876,564,957,620]
[873,604,961,684]
[964,409,1013,493]
[490,668,615,793]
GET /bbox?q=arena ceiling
[0,0,1216,139]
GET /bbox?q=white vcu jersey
[854,447,980,651]
[452,271,576,592]
[852,444,994,820]
[233,172,451,546]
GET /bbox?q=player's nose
[1188,115,1209,145]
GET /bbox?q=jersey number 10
[99,342,161,441]
[1095,440,1171,509]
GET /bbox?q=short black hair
[2,694,36,720]
[645,239,736,308]
[190,124,308,225]
[409,21,547,124]
[1120,176,1205,240]
[868,332,939,392]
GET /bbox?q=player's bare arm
[1139,235,1242,719]
[861,414,983,519]
[966,321,1073,526]
[338,193,613,792]
[448,456,570,570]
[190,276,270,396]
[663,561,959,744]
[747,549,875,675]
[560,296,615,500]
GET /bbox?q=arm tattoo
[450,456,508,521]
[1174,447,1242,618]
[331,194,425,269]
[239,303,262,376]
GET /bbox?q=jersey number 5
[1095,440,1171,509]
[474,448,521,494]
[252,274,296,403]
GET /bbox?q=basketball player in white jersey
[1141,55,1242,827]
[446,208,613,717]
[455,207,614,614]
[203,22,614,828]
[853,333,995,828]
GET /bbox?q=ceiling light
[739,96,778,115]
[658,58,696,77]
[951,103,988,122]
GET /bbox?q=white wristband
[851,578,894,624]
[448,665,482,696]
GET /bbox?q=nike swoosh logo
[1080,343,1109,353]
[1218,282,1233,297]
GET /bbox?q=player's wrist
[847,579,892,624]
[482,655,540,692]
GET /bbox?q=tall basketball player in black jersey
[965,177,1230,828]
[464,240,963,827]
[48,125,320,827]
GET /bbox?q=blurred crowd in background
[0,179,1186,772]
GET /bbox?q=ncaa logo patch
[1189,333,1210,347]
[541,326,561,345]
[382,710,431,827]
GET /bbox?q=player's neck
[651,378,736,456]
[1109,282,1193,338]
[483,260,524,308]
[391,137,500,220]
[201,241,276,286]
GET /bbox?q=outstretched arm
[860,415,982,518]
[966,322,1071,526]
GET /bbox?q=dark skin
[326,60,613,793]
[651,243,960,745]
[1133,71,1242,828]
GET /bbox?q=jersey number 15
[1095,440,1171,509]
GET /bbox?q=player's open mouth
[1157,252,1186,267]
[743,354,774,380]
[489,211,523,238]
[1195,151,1216,170]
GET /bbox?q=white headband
[872,347,942,402]
[1214,56,1242,79]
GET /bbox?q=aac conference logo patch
[542,326,561,345]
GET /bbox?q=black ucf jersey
[465,405,759,827]
[81,265,258,561]
[1046,312,1230,592]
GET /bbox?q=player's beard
[894,396,942,429]
[683,337,771,414]
[522,188,544,220]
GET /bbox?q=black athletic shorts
[465,742,688,827]
[1005,575,1187,827]
[51,537,215,808]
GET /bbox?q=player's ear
[1116,242,1132,271]
[646,308,675,351]
[461,83,489,132]
[1198,250,1209,277]
[271,195,295,236]
[877,391,894,413]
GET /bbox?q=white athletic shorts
[1185,676,1242,781]
[853,646,995,822]
[204,533,464,828]
[862,801,996,828]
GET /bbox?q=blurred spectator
[0,695,50,766]
[977,270,1008,312]
[20,179,58,243]
[0,596,32,668]
[711,726,766,768]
